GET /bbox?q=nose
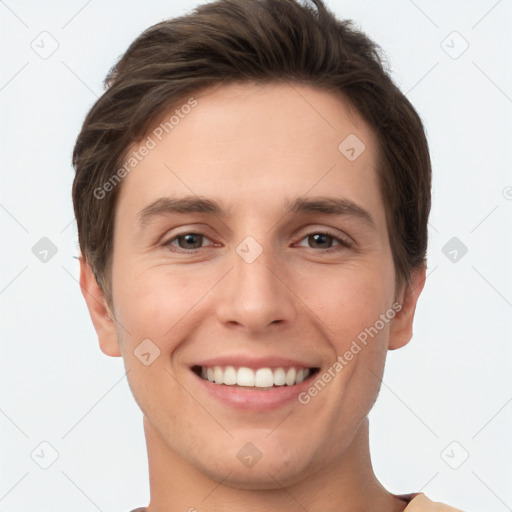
[214,242,298,334]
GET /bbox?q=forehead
[115,81,385,229]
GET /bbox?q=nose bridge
[216,237,297,332]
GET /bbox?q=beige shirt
[401,492,463,511]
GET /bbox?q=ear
[79,257,121,357]
[388,266,426,351]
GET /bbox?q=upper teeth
[200,366,311,387]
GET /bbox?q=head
[73,0,430,490]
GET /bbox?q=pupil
[180,234,202,249]
[310,233,330,248]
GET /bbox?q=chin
[196,448,316,490]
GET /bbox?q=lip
[189,359,320,411]
[192,355,318,370]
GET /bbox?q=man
[72,0,463,510]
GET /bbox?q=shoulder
[403,492,464,511]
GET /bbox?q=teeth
[198,365,311,387]
[214,366,223,384]
[273,367,286,386]
[237,367,255,386]
[223,366,237,385]
[285,367,296,386]
[255,368,274,388]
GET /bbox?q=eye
[296,231,352,252]
[165,232,214,252]
[163,230,352,254]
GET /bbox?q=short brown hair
[72,0,431,301]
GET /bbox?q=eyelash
[163,230,353,254]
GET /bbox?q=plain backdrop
[1,1,511,511]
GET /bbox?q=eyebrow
[138,195,375,228]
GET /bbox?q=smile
[194,365,317,389]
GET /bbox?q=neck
[143,415,406,512]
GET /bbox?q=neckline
[396,492,422,504]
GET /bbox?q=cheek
[109,255,225,452]
[297,259,395,347]
[111,259,217,354]
[112,268,197,423]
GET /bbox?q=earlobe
[79,257,122,357]
[388,266,426,351]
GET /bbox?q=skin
[80,82,425,512]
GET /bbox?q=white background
[1,1,511,511]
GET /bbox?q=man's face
[96,82,414,487]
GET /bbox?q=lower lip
[192,370,316,411]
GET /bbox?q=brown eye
[166,232,211,251]
[296,231,352,252]
[177,233,203,249]
[307,233,334,249]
